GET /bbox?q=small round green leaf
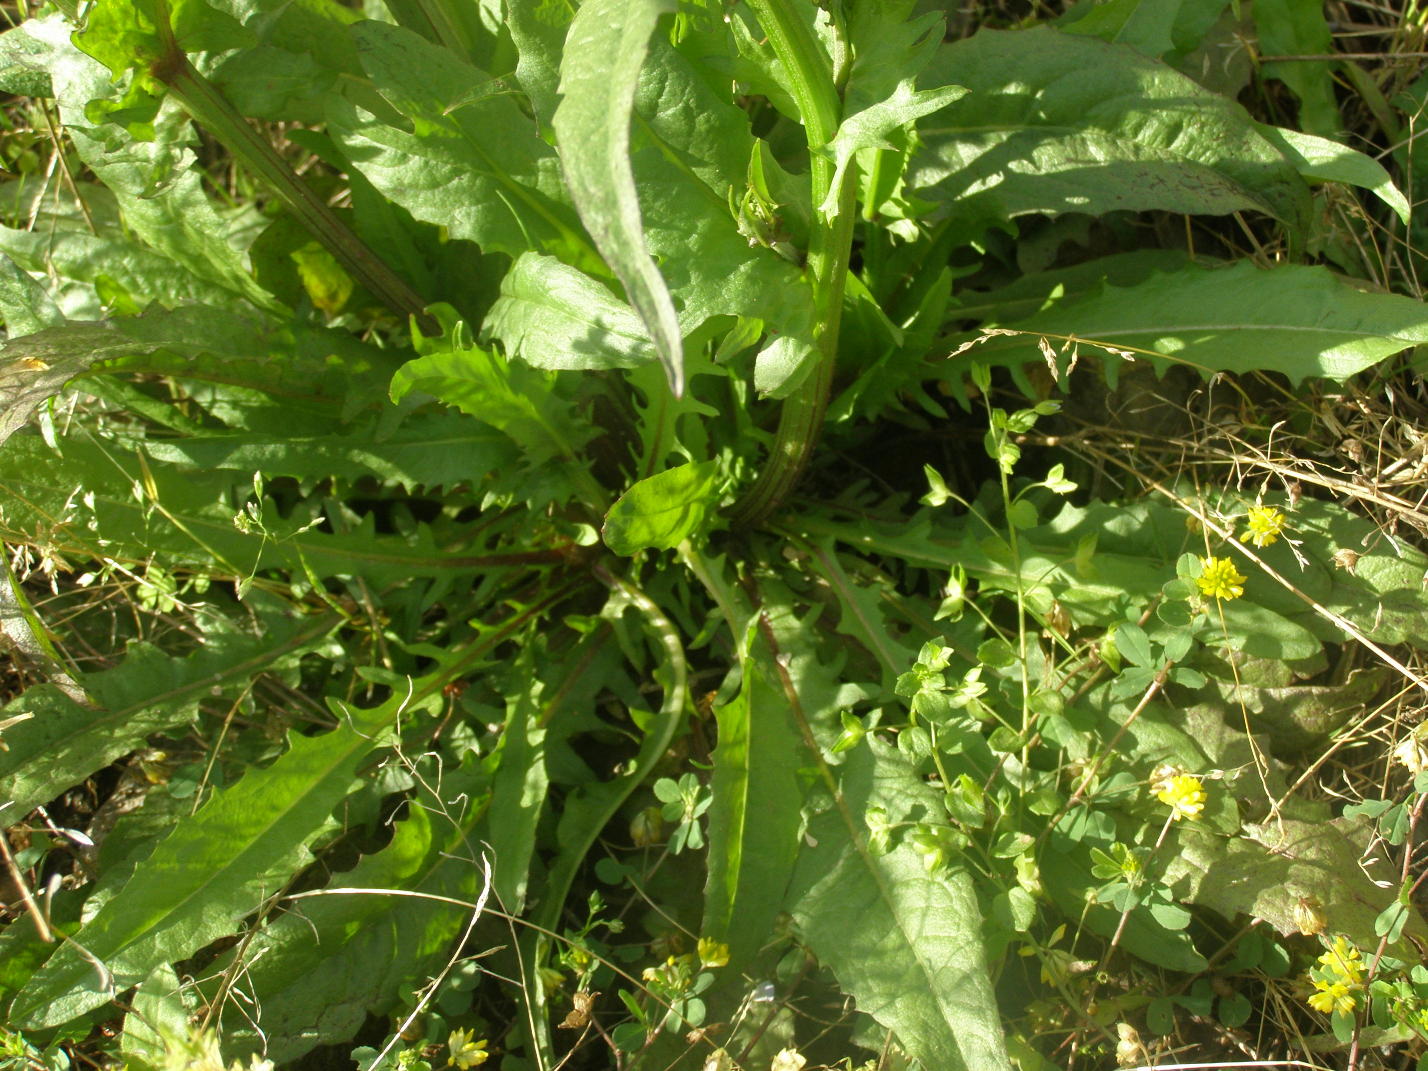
[602,461,719,555]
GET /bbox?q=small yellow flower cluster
[1307,936,1365,1016]
[1243,505,1286,547]
[447,1029,490,1069]
[1393,728,1428,775]
[1196,556,1246,601]
[697,936,730,969]
[1150,766,1206,821]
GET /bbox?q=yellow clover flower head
[447,1029,490,1069]
[1307,980,1358,1016]
[1393,727,1428,775]
[697,936,730,969]
[1293,894,1327,937]
[1305,935,1366,1018]
[1151,766,1206,821]
[1318,936,1365,985]
[1243,505,1286,547]
[1196,556,1246,601]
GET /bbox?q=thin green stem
[148,16,435,333]
[730,0,854,528]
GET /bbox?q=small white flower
[770,1048,806,1071]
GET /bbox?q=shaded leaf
[214,791,482,1062]
[484,253,656,371]
[1254,0,1340,137]
[911,27,1307,232]
[0,433,512,585]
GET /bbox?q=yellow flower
[1243,505,1286,547]
[1308,979,1358,1016]
[697,937,730,969]
[447,1029,489,1069]
[1153,772,1206,821]
[1393,731,1428,775]
[1318,936,1365,985]
[1196,556,1245,601]
[1293,894,1326,937]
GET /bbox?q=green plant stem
[152,49,436,333]
[730,0,855,528]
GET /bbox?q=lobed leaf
[484,252,656,371]
[330,21,584,264]
[0,433,515,585]
[10,677,427,1027]
[910,27,1308,233]
[0,607,340,819]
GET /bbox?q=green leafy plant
[2,0,1428,1069]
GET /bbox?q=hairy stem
[730,0,856,528]
[148,10,435,333]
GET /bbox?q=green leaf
[703,655,806,969]
[9,674,428,1028]
[958,261,1428,384]
[522,584,686,1064]
[484,253,656,371]
[819,79,968,216]
[1114,622,1154,668]
[0,321,121,448]
[554,0,683,394]
[49,36,278,310]
[121,965,189,1070]
[74,0,251,77]
[843,1,946,114]
[0,302,400,449]
[486,653,548,914]
[1040,839,1209,973]
[504,0,570,126]
[1253,0,1340,137]
[1060,0,1229,59]
[806,542,920,690]
[602,461,720,555]
[138,409,517,491]
[0,204,247,316]
[391,307,594,470]
[1258,124,1411,225]
[787,742,1011,1071]
[911,27,1307,232]
[0,251,63,337]
[0,18,60,96]
[1165,816,1428,958]
[0,433,512,585]
[0,607,340,818]
[330,21,586,264]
